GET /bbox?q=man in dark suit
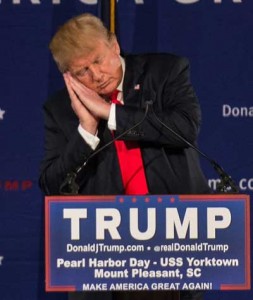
[40,13,208,300]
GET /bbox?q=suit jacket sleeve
[39,94,94,195]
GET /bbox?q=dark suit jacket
[39,53,210,195]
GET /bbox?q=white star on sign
[0,108,6,120]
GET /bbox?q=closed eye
[75,67,89,77]
[94,55,104,65]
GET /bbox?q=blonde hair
[49,13,114,73]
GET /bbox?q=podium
[45,194,250,293]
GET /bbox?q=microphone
[148,102,239,194]
[59,101,152,195]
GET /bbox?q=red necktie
[111,90,149,195]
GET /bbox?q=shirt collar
[117,56,125,92]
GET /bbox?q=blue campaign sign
[45,194,250,292]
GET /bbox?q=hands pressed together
[63,72,111,135]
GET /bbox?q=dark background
[0,1,252,299]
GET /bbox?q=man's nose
[89,65,102,82]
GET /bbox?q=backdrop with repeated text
[0,1,252,299]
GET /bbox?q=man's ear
[111,36,121,55]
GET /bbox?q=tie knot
[111,89,120,104]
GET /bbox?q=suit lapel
[123,55,157,109]
[123,55,145,108]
